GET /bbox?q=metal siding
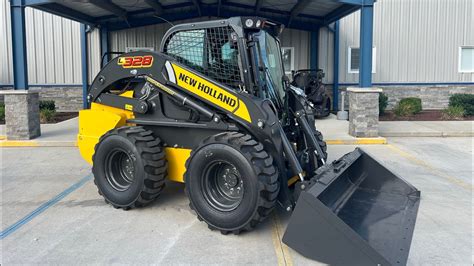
[87,28,101,84]
[338,0,474,84]
[318,26,334,84]
[2,1,473,87]
[1,5,84,86]
[0,0,12,85]
[280,28,310,71]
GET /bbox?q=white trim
[458,46,474,73]
[348,46,376,74]
[281,47,295,74]
[165,61,176,83]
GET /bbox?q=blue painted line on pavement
[0,174,93,239]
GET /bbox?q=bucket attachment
[283,148,420,266]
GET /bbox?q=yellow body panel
[164,147,191,183]
[77,100,191,183]
[77,102,135,164]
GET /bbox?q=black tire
[322,98,331,117]
[92,126,167,210]
[185,132,279,234]
[315,130,328,164]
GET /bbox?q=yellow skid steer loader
[77,17,420,265]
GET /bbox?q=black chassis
[86,17,324,210]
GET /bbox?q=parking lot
[1,137,472,265]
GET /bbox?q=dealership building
[1,0,473,113]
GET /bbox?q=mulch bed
[0,112,78,125]
[380,110,474,121]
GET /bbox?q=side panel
[77,102,134,164]
[165,147,191,183]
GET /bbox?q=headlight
[256,20,262,28]
[245,19,254,27]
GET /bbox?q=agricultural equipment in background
[291,69,331,117]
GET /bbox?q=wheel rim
[105,148,135,191]
[202,161,244,212]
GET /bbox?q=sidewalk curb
[326,138,387,145]
[380,132,473,137]
[0,140,77,147]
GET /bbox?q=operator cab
[160,17,288,112]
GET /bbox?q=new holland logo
[178,73,237,108]
[170,63,252,123]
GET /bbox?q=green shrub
[39,100,56,111]
[0,103,5,121]
[40,109,56,123]
[379,93,388,115]
[442,105,465,120]
[449,94,474,116]
[394,97,422,117]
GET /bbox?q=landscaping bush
[394,97,422,117]
[40,108,56,123]
[449,94,474,116]
[0,103,5,121]
[442,105,465,120]
[379,92,388,115]
[39,100,56,111]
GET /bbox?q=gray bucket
[283,148,420,265]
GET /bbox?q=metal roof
[22,0,374,31]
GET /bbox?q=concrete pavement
[1,137,472,265]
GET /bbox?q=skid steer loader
[78,17,420,265]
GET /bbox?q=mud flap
[282,148,420,266]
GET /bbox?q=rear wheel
[92,126,167,209]
[185,132,279,234]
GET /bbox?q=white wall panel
[1,5,84,86]
[0,0,13,85]
[338,0,474,84]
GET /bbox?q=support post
[359,4,374,87]
[10,0,28,90]
[333,21,340,111]
[310,28,319,70]
[81,24,89,109]
[348,87,382,137]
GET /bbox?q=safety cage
[163,26,244,90]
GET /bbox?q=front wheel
[185,132,279,234]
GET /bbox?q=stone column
[2,91,41,140]
[347,87,382,138]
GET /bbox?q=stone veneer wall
[334,85,474,111]
[0,87,83,112]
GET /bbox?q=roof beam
[88,0,127,21]
[323,4,360,24]
[191,0,202,16]
[144,0,164,15]
[336,0,375,5]
[288,0,311,26]
[35,3,96,25]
